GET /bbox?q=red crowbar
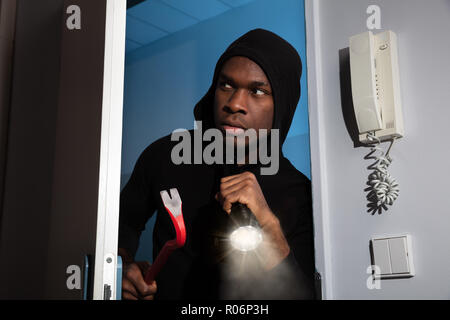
[144,188,186,284]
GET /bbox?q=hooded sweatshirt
[119,29,316,300]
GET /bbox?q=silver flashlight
[229,203,262,252]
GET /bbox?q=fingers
[220,171,255,186]
[141,281,157,300]
[216,172,274,228]
[220,173,240,183]
[146,280,157,296]
[124,263,148,295]
[219,181,252,211]
[122,262,157,300]
[222,189,249,213]
[221,178,253,196]
[217,172,258,213]
[123,292,138,300]
[122,278,139,300]
[122,282,156,300]
[219,172,255,196]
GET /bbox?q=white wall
[307,0,450,299]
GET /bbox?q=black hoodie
[119,29,316,300]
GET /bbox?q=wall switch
[389,237,410,274]
[371,238,392,275]
[370,234,415,279]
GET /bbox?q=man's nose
[225,89,247,114]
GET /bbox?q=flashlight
[229,203,262,252]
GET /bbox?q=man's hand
[119,249,157,300]
[215,171,274,227]
[122,261,157,300]
[215,171,290,268]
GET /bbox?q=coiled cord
[364,132,399,213]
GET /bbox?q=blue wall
[122,0,309,262]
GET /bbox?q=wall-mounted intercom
[349,30,404,144]
[349,30,404,211]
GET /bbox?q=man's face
[213,56,274,143]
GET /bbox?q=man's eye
[252,88,266,96]
[220,82,233,89]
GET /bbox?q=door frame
[92,0,126,300]
[304,0,334,300]
[93,0,334,300]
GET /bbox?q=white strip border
[93,0,126,300]
[305,0,334,299]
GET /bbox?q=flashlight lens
[230,226,262,252]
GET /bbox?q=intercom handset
[349,30,404,144]
[349,30,404,212]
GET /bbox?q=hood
[193,28,302,146]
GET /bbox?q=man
[118,29,316,300]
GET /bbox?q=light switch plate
[371,238,392,275]
[389,237,410,274]
[370,234,415,279]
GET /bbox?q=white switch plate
[372,238,392,275]
[370,234,415,279]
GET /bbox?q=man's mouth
[222,125,245,136]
